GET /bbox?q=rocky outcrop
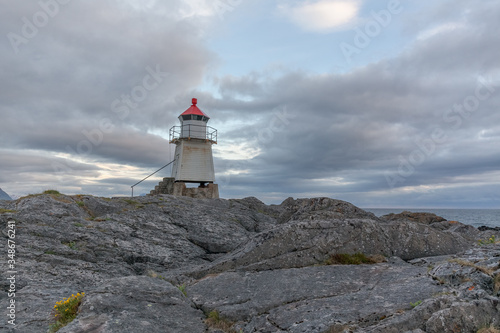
[189,259,444,332]
[0,194,498,332]
[381,211,447,224]
[60,276,206,333]
[190,218,472,279]
[380,210,483,241]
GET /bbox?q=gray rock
[192,218,472,278]
[425,299,500,333]
[380,210,481,242]
[1,277,206,333]
[360,296,457,333]
[188,262,444,333]
[362,247,500,333]
[1,193,499,332]
[278,197,379,223]
[60,276,206,333]
[0,194,277,288]
[381,211,447,224]
[0,283,83,333]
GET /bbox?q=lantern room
[169,98,217,143]
[178,98,210,139]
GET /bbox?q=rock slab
[0,194,498,332]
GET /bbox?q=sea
[364,208,500,229]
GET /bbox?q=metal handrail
[130,160,175,197]
[169,124,217,143]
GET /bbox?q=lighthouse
[150,98,219,198]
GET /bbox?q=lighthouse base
[173,182,219,199]
[149,178,219,199]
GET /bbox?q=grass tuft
[122,199,139,205]
[63,241,77,250]
[177,284,187,297]
[323,324,353,333]
[449,259,495,276]
[205,310,237,332]
[410,300,422,308]
[494,274,500,295]
[325,253,386,265]
[44,190,61,195]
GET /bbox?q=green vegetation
[44,190,61,195]
[63,241,77,250]
[0,208,16,214]
[73,223,85,228]
[123,199,139,205]
[121,198,146,209]
[177,284,187,297]
[19,193,43,200]
[49,292,85,332]
[45,250,57,255]
[410,300,422,308]
[35,190,74,204]
[325,253,386,265]
[76,201,85,207]
[205,310,237,333]
[478,235,497,245]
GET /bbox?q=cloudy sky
[1,0,499,208]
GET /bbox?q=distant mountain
[0,188,12,200]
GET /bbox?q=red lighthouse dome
[180,98,210,119]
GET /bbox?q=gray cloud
[1,1,499,207]
[1,1,212,157]
[208,2,500,206]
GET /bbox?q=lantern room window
[181,115,209,122]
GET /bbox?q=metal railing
[169,124,217,143]
[130,160,175,197]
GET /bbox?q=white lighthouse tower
[165,98,219,198]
